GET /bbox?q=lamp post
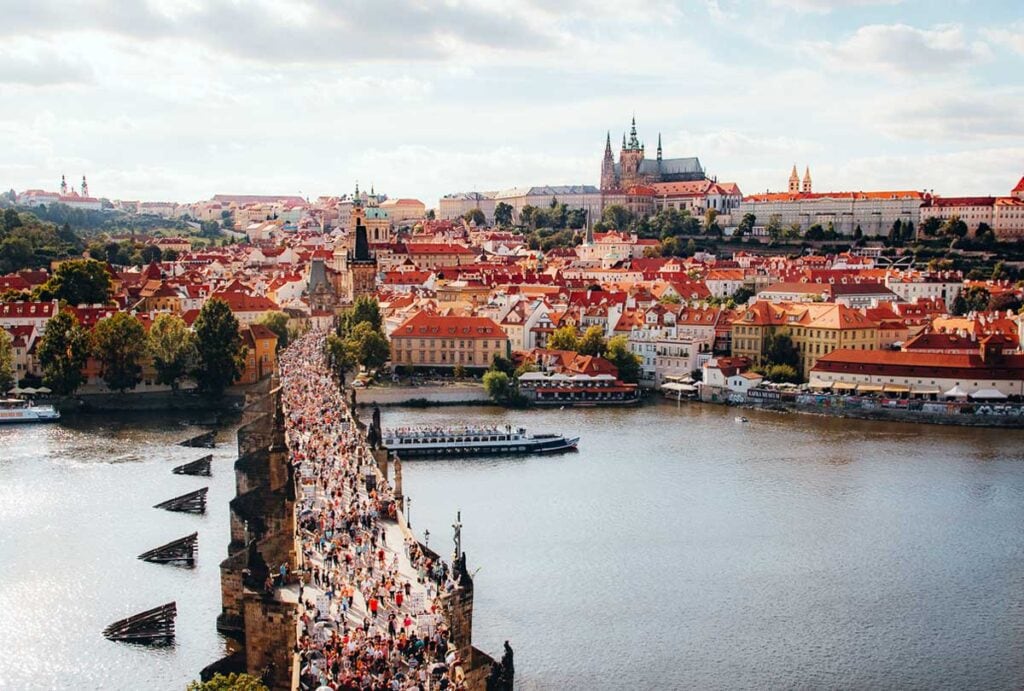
[424,529,430,549]
[406,496,411,527]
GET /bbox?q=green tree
[92,311,147,392]
[766,214,783,241]
[763,332,800,371]
[426,209,436,221]
[731,286,755,304]
[192,298,245,396]
[39,259,112,305]
[489,354,515,376]
[325,331,355,381]
[482,370,511,403]
[0,237,34,273]
[942,215,968,238]
[257,311,290,351]
[3,208,23,231]
[606,334,641,384]
[494,202,514,228]
[340,296,383,335]
[601,204,633,231]
[566,208,587,230]
[921,216,942,237]
[577,325,606,356]
[805,224,825,241]
[764,364,799,383]
[140,244,162,263]
[463,208,486,226]
[453,364,467,379]
[346,321,390,370]
[186,673,268,691]
[952,286,990,316]
[0,328,14,391]
[548,325,579,352]
[148,313,196,390]
[737,213,756,236]
[37,310,91,395]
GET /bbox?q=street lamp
[406,496,412,527]
[424,529,430,548]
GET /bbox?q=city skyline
[2,0,1022,204]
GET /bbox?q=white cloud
[872,89,1024,141]
[0,44,93,85]
[814,23,991,75]
[769,0,902,13]
[981,22,1024,56]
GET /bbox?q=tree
[942,215,968,238]
[39,259,112,305]
[520,205,537,228]
[148,313,196,391]
[805,224,825,241]
[991,261,1007,281]
[220,209,235,230]
[325,332,355,381]
[578,325,606,356]
[921,216,942,237]
[257,311,290,351]
[346,321,390,370]
[489,354,516,377]
[764,364,799,383]
[988,292,1022,314]
[140,244,162,263]
[426,209,436,221]
[192,298,245,396]
[453,364,467,379]
[0,328,14,391]
[0,237,34,273]
[566,208,587,230]
[92,311,147,392]
[606,335,641,384]
[952,286,990,316]
[704,208,718,232]
[766,214,782,240]
[494,202,514,228]
[37,310,91,395]
[853,225,864,240]
[187,673,268,691]
[548,325,579,352]
[3,208,22,231]
[737,213,756,236]
[463,208,486,226]
[731,286,755,304]
[482,370,511,404]
[601,205,633,231]
[763,332,800,370]
[340,296,383,335]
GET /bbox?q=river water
[385,402,1024,691]
[2,403,1023,690]
[0,413,238,691]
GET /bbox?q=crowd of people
[280,333,469,691]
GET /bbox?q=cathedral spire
[60,174,67,195]
[788,165,800,193]
[81,175,89,197]
[604,131,612,156]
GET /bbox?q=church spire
[788,165,800,193]
[81,175,89,197]
[657,133,662,161]
[604,131,612,157]
[60,174,67,195]
[802,166,812,194]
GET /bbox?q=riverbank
[354,383,490,407]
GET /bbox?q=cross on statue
[452,510,462,563]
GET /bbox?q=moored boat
[0,398,60,424]
[383,424,578,458]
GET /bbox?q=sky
[1,0,1022,206]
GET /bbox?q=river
[385,402,1024,690]
[2,403,1023,690]
[0,413,237,690]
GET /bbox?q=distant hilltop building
[600,117,706,192]
[17,174,102,210]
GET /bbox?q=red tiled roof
[394,311,506,340]
[814,349,1024,379]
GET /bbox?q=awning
[808,378,833,390]
[911,385,942,395]
[883,384,910,394]
[857,384,884,393]
[944,385,969,398]
[970,388,1008,400]
[833,381,858,391]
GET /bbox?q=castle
[600,117,706,192]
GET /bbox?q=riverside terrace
[218,332,512,690]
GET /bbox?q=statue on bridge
[486,641,515,691]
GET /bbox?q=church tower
[600,132,617,191]
[802,167,812,194]
[619,116,645,189]
[81,175,89,197]
[60,175,67,196]
[347,219,378,301]
[788,165,800,194]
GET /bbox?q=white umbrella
[36,386,52,394]
[6,387,22,395]
[944,385,968,398]
[20,387,37,395]
[970,388,1008,400]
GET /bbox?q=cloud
[981,22,1024,56]
[0,0,559,64]
[769,0,902,13]
[0,46,93,85]
[814,23,991,75]
[874,90,1024,141]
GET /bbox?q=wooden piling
[103,602,176,645]
[154,487,208,514]
[138,532,198,567]
[172,455,212,476]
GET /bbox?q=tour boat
[734,416,749,423]
[383,425,579,458]
[0,398,60,424]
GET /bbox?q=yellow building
[731,300,879,376]
[390,311,509,371]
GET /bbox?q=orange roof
[745,190,925,202]
[407,243,475,255]
[1012,176,1024,194]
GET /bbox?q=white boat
[734,416,749,423]
[383,424,578,458]
[0,398,61,424]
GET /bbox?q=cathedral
[600,117,706,192]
